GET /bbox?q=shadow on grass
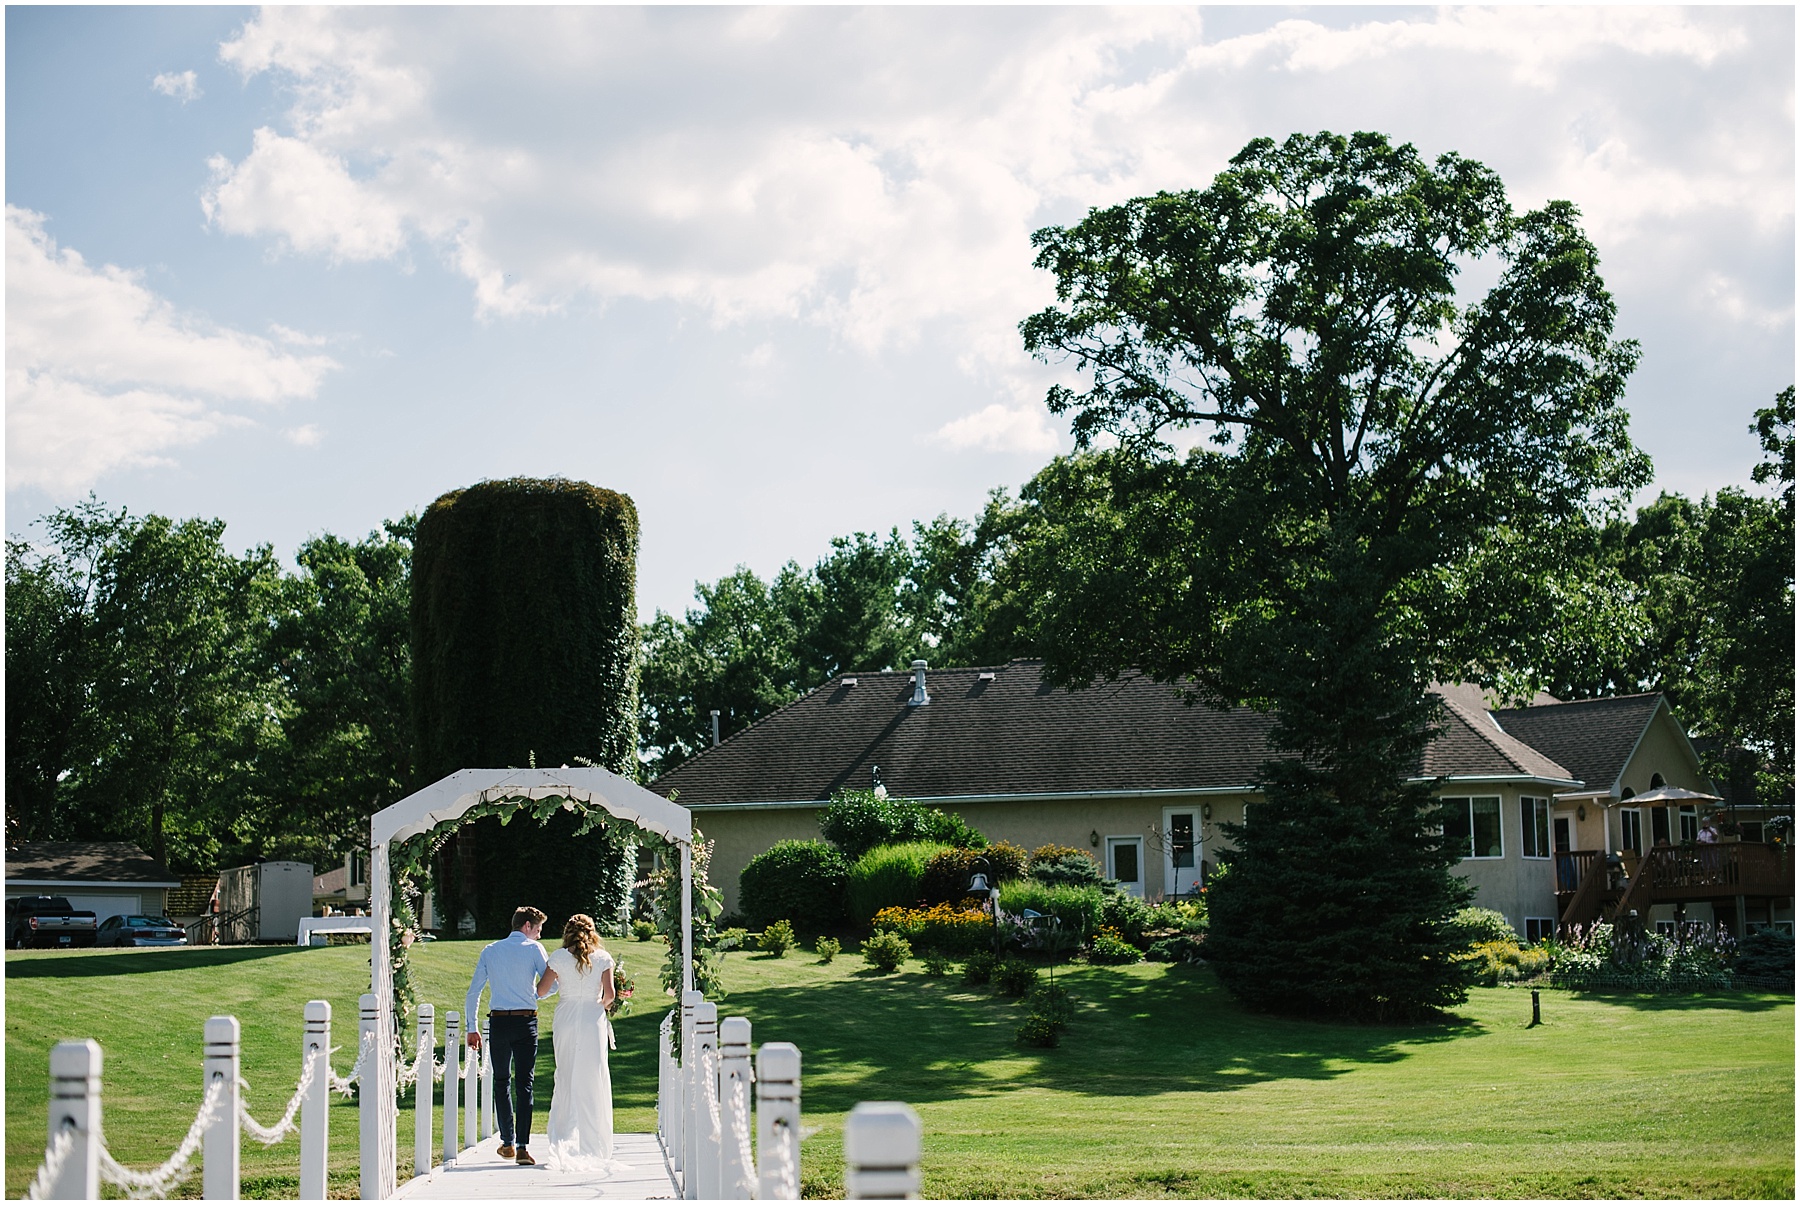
[640,962,1474,1112]
[3,945,301,979]
[1560,988,1793,1013]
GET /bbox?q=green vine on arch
[385,793,639,1032]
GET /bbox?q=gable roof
[1489,693,1668,797]
[652,660,1578,807]
[5,842,181,886]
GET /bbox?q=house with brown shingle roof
[653,660,1791,936]
[4,842,181,922]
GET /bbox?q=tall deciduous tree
[1020,131,1649,1019]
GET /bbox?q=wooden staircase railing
[1558,853,1610,928]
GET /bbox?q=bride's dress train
[543,946,625,1173]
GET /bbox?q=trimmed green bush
[1736,926,1795,988]
[920,842,1030,903]
[1099,892,1155,947]
[1025,981,1076,1031]
[962,950,999,985]
[1447,907,1518,948]
[921,950,955,977]
[995,959,1040,996]
[999,880,1105,938]
[1146,933,1206,964]
[631,919,656,942]
[1031,850,1105,888]
[820,788,986,860]
[756,919,796,957]
[847,842,951,923]
[739,839,848,931]
[861,930,912,973]
[717,926,749,951]
[814,936,841,964]
[1016,1013,1061,1048]
[412,477,641,936]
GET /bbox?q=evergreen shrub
[1099,893,1155,947]
[1736,926,1795,989]
[962,950,999,985]
[994,959,1040,996]
[1025,982,1075,1031]
[1146,933,1207,964]
[814,936,841,964]
[1030,850,1105,888]
[739,839,848,931]
[861,930,912,973]
[632,919,656,942]
[847,842,950,922]
[756,919,797,957]
[1446,907,1518,948]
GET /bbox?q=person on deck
[466,905,552,1166]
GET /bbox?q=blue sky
[7,6,1793,619]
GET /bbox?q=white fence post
[719,1016,754,1200]
[679,989,700,1186]
[357,994,380,1200]
[755,1042,801,1201]
[844,1102,922,1200]
[442,1011,460,1166]
[693,1002,722,1199]
[46,1039,100,1200]
[414,1005,434,1177]
[203,1015,242,1201]
[463,1019,478,1152]
[481,1018,496,1137]
[300,1001,331,1199]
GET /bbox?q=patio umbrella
[1625,785,1723,805]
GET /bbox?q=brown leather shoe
[497,1144,515,1160]
[515,1148,536,1166]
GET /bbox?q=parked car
[96,914,188,948]
[6,896,99,948]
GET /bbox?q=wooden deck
[394,1133,679,1200]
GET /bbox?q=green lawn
[6,939,1793,1198]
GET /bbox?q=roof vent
[909,660,930,706]
[842,677,858,687]
[978,672,996,681]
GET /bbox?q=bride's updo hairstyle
[561,913,603,973]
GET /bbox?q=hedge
[411,476,641,936]
[847,842,951,924]
[739,840,848,931]
[999,880,1104,938]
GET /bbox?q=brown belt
[490,1009,537,1016]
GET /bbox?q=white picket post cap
[49,1038,101,1084]
[719,1016,752,1052]
[305,1000,331,1024]
[844,1102,922,1200]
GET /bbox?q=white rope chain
[727,1073,757,1199]
[237,1047,321,1146]
[93,1074,229,1199]
[770,1115,798,1201]
[21,1127,75,1201]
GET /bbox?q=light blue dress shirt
[466,930,551,1021]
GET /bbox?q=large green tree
[412,478,642,935]
[1019,131,1649,1018]
[5,499,284,868]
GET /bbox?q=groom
[466,905,553,1165]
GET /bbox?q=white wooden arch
[366,767,694,1197]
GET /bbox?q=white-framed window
[1523,917,1556,944]
[1655,920,1677,937]
[1106,836,1145,899]
[1620,808,1643,856]
[1441,796,1504,859]
[1520,797,1551,859]
[1678,805,1698,843]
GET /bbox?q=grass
[6,938,1793,1199]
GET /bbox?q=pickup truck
[6,896,99,949]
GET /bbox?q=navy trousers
[488,1014,538,1146]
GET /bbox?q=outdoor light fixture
[1577,804,1587,821]
[1089,830,1100,847]
[1202,804,1212,820]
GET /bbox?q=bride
[536,913,620,1171]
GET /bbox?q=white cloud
[933,403,1059,456]
[151,70,201,103]
[196,6,1790,449]
[282,424,323,447]
[5,206,337,493]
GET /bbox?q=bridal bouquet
[609,958,636,1018]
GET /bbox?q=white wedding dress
[544,946,621,1172]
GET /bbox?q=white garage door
[65,894,141,922]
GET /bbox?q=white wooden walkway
[394,1133,679,1200]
